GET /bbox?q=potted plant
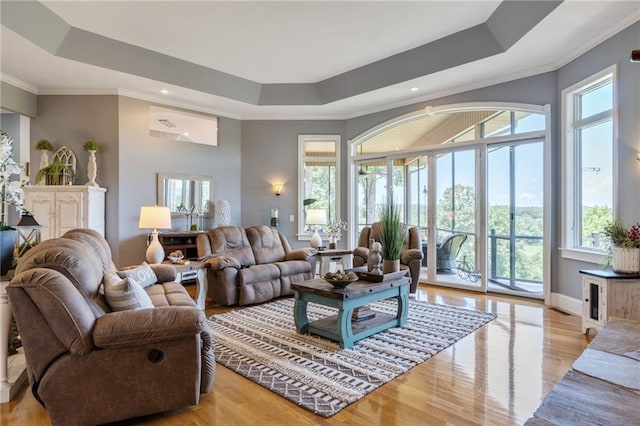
[0,130,26,274]
[36,139,54,175]
[326,219,347,249]
[35,162,72,185]
[603,220,640,273]
[83,140,101,186]
[378,200,406,273]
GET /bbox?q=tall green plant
[379,201,406,260]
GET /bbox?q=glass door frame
[347,103,551,304]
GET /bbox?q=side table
[165,261,208,310]
[315,249,354,276]
[1,273,27,403]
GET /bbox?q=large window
[298,135,341,238]
[562,66,616,257]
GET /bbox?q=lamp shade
[16,211,41,227]
[138,206,172,230]
[306,209,327,226]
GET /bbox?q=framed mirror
[157,173,214,216]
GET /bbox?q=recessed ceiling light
[410,87,419,92]
[159,89,169,94]
[183,132,190,136]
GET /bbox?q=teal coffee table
[292,276,409,349]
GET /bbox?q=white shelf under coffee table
[292,275,409,349]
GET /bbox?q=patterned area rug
[207,298,496,417]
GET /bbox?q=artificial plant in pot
[35,138,53,171]
[379,200,406,273]
[83,140,101,187]
[603,220,640,273]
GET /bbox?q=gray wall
[31,95,120,257]
[117,96,242,265]
[556,21,640,300]
[241,120,345,249]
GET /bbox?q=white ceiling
[1,1,639,120]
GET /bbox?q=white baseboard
[550,292,582,317]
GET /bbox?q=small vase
[328,236,337,249]
[383,259,400,274]
[86,150,98,187]
[612,246,640,274]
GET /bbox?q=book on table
[352,306,375,321]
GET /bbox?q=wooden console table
[292,276,409,349]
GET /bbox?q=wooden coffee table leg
[293,294,309,334]
[337,302,356,349]
[397,285,409,326]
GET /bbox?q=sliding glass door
[487,140,544,296]
[433,148,481,289]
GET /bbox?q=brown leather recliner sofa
[352,222,424,294]
[197,225,317,306]
[7,228,215,426]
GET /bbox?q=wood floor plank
[1,285,589,425]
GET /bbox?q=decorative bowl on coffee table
[324,277,358,289]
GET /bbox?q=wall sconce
[631,50,639,62]
[636,152,640,161]
[273,183,283,196]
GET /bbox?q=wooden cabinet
[580,269,640,334]
[23,185,106,240]
[158,231,203,260]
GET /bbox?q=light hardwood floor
[1,284,589,425]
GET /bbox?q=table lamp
[306,208,327,248]
[139,205,172,263]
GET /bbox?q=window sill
[559,247,606,264]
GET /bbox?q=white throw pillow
[103,272,154,311]
[117,262,158,289]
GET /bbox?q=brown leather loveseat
[7,228,215,426]
[197,225,317,305]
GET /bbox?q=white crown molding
[0,73,38,94]
[38,88,119,96]
[550,11,640,71]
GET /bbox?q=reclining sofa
[197,225,317,306]
[7,228,215,426]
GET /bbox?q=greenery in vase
[0,130,26,230]
[83,140,101,152]
[35,139,53,151]
[603,220,640,248]
[378,200,406,260]
[35,162,71,185]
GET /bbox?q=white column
[0,277,11,402]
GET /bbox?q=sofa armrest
[401,248,423,265]
[205,256,241,271]
[93,307,208,349]
[149,263,177,283]
[353,246,369,261]
[285,247,316,262]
